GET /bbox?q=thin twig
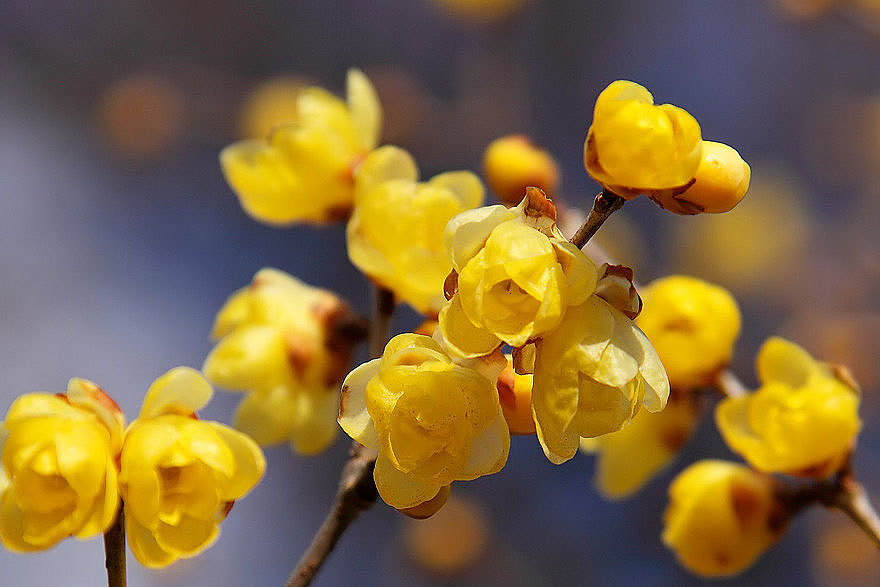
[831,476,880,549]
[714,369,747,398]
[103,505,126,587]
[286,285,393,587]
[569,189,626,249]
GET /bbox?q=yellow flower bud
[637,276,741,388]
[220,69,381,225]
[496,357,536,435]
[347,146,484,314]
[652,141,751,215]
[482,135,560,205]
[584,80,702,196]
[440,189,598,354]
[716,337,861,477]
[204,268,361,455]
[0,379,123,551]
[119,367,265,568]
[532,295,670,464]
[662,460,786,577]
[338,334,509,509]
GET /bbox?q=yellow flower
[662,460,786,577]
[347,146,484,314]
[440,188,598,356]
[637,275,741,388]
[0,379,123,551]
[338,334,509,509]
[204,268,360,455]
[220,68,381,225]
[716,337,861,477]
[495,356,536,435]
[236,75,313,140]
[119,367,265,568]
[531,295,670,464]
[580,397,697,499]
[584,80,702,197]
[431,0,527,23]
[650,141,751,215]
[482,135,560,206]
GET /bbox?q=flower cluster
[0,369,265,567]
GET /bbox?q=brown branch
[830,475,880,549]
[569,189,626,249]
[103,504,126,587]
[286,285,393,587]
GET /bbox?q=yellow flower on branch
[584,80,703,197]
[637,275,741,388]
[531,294,669,464]
[220,68,381,225]
[203,268,361,455]
[440,188,598,356]
[0,379,123,552]
[119,367,265,568]
[338,334,509,510]
[662,460,786,577]
[716,337,860,477]
[482,134,560,206]
[347,145,484,315]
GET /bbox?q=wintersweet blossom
[338,334,509,510]
[220,68,381,224]
[482,135,560,206]
[203,268,360,454]
[440,188,598,356]
[0,379,123,551]
[580,398,697,499]
[532,294,669,464]
[662,460,786,577]
[347,145,484,314]
[716,337,860,477]
[119,367,265,568]
[584,80,702,197]
[637,275,741,388]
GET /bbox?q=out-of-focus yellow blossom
[237,75,314,140]
[338,334,509,510]
[496,356,536,435]
[0,379,123,552]
[482,134,560,206]
[531,294,670,464]
[220,69,381,225]
[204,268,361,454]
[119,367,265,568]
[584,80,702,197]
[654,141,751,215]
[404,494,490,574]
[347,146,484,315]
[662,460,786,577]
[580,398,697,499]
[716,337,861,477]
[431,0,527,24]
[637,276,741,388]
[440,188,598,356]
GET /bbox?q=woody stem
[570,189,626,249]
[103,503,126,587]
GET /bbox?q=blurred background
[2,0,880,584]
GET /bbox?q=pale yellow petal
[233,387,297,446]
[444,205,516,272]
[156,514,219,558]
[756,336,818,387]
[428,171,485,209]
[125,508,177,568]
[346,68,382,151]
[353,145,418,200]
[140,367,213,419]
[373,454,442,510]
[205,422,265,500]
[437,296,502,359]
[458,412,509,480]
[338,360,381,449]
[202,326,288,392]
[289,388,340,456]
[210,286,251,340]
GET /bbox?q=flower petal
[206,422,265,500]
[233,387,297,446]
[458,412,509,480]
[428,171,485,209]
[289,388,340,456]
[353,145,418,200]
[140,367,214,419]
[338,360,381,449]
[346,68,382,151]
[373,453,442,510]
[437,296,501,359]
[444,205,516,272]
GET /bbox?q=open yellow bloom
[338,334,509,509]
[119,367,265,568]
[716,337,860,477]
[532,295,670,464]
[662,460,786,577]
[653,140,751,215]
[482,135,560,206]
[637,275,741,388]
[220,69,381,225]
[580,397,697,499]
[584,80,702,196]
[347,146,484,314]
[0,379,123,551]
[440,188,598,356]
[204,268,360,455]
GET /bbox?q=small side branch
[714,369,747,398]
[369,286,395,358]
[103,505,126,587]
[570,189,626,249]
[829,476,880,549]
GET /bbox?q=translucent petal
[756,337,818,388]
[531,370,580,464]
[346,68,382,151]
[206,422,265,500]
[210,286,251,340]
[202,326,288,392]
[125,509,176,568]
[437,296,501,359]
[155,513,219,557]
[445,205,516,271]
[233,387,297,446]
[373,453,442,510]
[338,360,381,449]
[428,171,485,209]
[140,367,213,419]
[353,146,417,201]
[458,412,509,480]
[0,493,42,552]
[289,388,340,456]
